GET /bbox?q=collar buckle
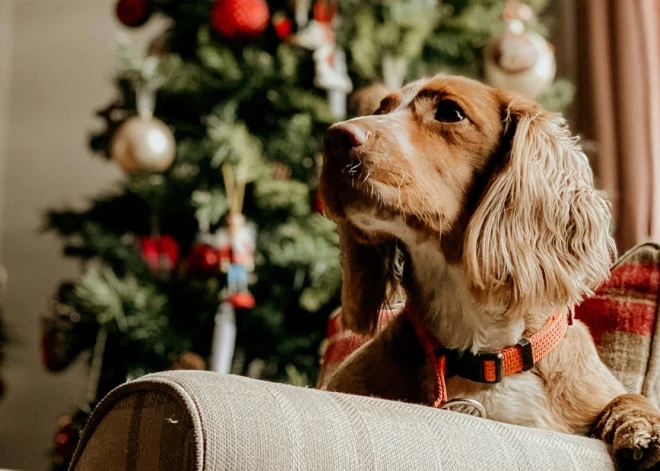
[517,337,534,371]
[462,351,503,384]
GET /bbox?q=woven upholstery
[318,243,660,399]
[73,389,198,471]
[71,371,614,470]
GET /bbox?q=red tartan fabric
[575,243,660,399]
[575,264,659,343]
[317,244,660,406]
[317,307,398,386]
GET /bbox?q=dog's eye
[435,100,465,123]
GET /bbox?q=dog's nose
[326,122,371,151]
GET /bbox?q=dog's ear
[338,224,397,335]
[464,95,615,312]
[349,84,390,117]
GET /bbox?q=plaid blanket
[318,243,660,406]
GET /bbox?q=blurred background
[0,0,657,469]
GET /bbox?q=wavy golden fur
[320,75,660,469]
[464,97,615,314]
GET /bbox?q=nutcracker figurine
[288,0,352,117]
[207,159,256,374]
[219,212,256,309]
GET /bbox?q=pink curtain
[576,0,660,251]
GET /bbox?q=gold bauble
[110,116,176,173]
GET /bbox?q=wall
[0,1,15,249]
[0,1,122,469]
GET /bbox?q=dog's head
[321,75,614,335]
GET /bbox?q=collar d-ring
[439,398,487,418]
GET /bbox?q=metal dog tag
[440,398,487,418]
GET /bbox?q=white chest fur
[445,374,563,431]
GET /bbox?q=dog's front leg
[594,394,660,469]
[326,314,433,404]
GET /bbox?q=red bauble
[273,13,292,40]
[139,235,179,273]
[187,243,221,274]
[211,0,270,39]
[116,0,152,28]
[53,416,79,464]
[312,187,325,214]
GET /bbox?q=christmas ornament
[272,12,293,40]
[219,161,257,309]
[111,64,176,173]
[289,0,352,117]
[171,351,206,370]
[116,0,152,28]
[187,242,221,275]
[218,213,256,309]
[382,54,407,91]
[40,283,97,372]
[328,49,349,118]
[294,0,313,28]
[139,235,179,273]
[483,1,556,99]
[311,153,325,214]
[52,415,79,465]
[51,408,91,470]
[110,116,176,173]
[211,0,270,40]
[210,301,236,373]
[312,187,324,214]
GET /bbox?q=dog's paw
[596,394,660,470]
[611,416,660,469]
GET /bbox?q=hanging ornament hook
[134,52,160,120]
[222,158,249,216]
[135,82,155,121]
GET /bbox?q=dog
[319,74,660,469]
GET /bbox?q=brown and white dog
[320,75,660,469]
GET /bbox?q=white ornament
[110,116,176,173]
[210,302,236,374]
[483,20,556,99]
[289,1,352,118]
[328,49,349,118]
[382,54,408,91]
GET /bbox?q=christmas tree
[42,0,571,468]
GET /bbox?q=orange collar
[406,305,573,408]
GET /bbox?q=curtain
[575,0,660,252]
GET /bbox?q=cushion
[574,243,660,403]
[317,243,660,405]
